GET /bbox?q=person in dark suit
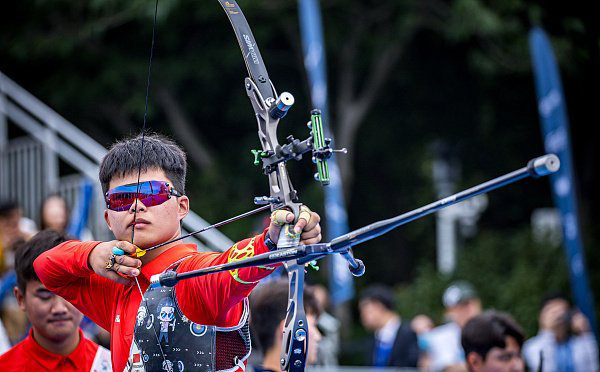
[359,285,419,367]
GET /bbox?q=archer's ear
[104,210,113,231]
[466,351,483,372]
[14,286,26,312]
[177,195,190,221]
[272,319,285,348]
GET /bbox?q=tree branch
[155,86,215,171]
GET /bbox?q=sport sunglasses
[105,180,183,212]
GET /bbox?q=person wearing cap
[358,285,419,368]
[425,281,482,372]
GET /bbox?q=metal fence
[0,70,233,250]
[2,137,45,224]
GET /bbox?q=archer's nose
[129,199,148,213]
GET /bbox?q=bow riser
[220,2,309,369]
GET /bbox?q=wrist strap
[264,232,277,251]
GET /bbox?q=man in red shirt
[0,229,112,371]
[33,134,322,372]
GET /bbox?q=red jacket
[0,329,109,371]
[33,233,275,372]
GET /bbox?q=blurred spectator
[312,284,340,366]
[0,229,111,370]
[358,285,419,368]
[412,314,435,370]
[39,194,94,241]
[412,314,435,334]
[461,310,525,372]
[523,292,599,372]
[0,238,28,345]
[0,320,9,354]
[0,200,36,273]
[249,279,321,372]
[0,200,36,345]
[39,194,102,345]
[426,281,481,371]
[39,194,69,232]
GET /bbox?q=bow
[216,2,338,370]
[126,1,336,370]
[130,1,562,371]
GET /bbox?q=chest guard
[125,275,251,372]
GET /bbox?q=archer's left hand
[268,205,321,245]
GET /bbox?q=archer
[33,133,322,372]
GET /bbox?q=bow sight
[251,106,346,192]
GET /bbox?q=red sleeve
[177,231,279,326]
[33,241,121,331]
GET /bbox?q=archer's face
[104,167,189,248]
[15,281,83,344]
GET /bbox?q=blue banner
[67,180,94,239]
[298,0,354,304]
[529,27,597,335]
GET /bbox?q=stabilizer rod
[329,154,559,251]
[150,154,559,288]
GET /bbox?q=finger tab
[298,205,312,223]
[298,211,311,223]
[271,210,292,225]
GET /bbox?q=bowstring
[130,0,169,368]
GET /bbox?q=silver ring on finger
[105,254,117,270]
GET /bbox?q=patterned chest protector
[125,264,251,372]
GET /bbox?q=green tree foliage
[395,227,570,337]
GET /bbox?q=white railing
[0,70,232,251]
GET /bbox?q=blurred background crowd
[1,197,598,370]
[1,0,599,371]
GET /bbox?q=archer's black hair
[461,310,525,361]
[99,133,187,196]
[359,284,396,311]
[15,229,72,293]
[250,279,319,353]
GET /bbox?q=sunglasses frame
[105,180,183,212]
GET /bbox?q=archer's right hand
[88,241,142,285]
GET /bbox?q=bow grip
[276,203,302,249]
